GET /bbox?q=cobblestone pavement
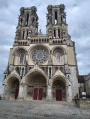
[0,100,90,119]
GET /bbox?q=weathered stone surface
[80,101,90,109]
[0,100,90,119]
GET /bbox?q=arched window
[58,29,60,38]
[63,15,65,23]
[56,52,60,62]
[22,31,25,39]
[54,29,56,38]
[26,13,29,26]
[26,30,28,39]
[20,53,25,64]
[55,11,57,24]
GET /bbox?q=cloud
[0,21,16,45]
[0,0,90,92]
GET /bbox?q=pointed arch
[5,74,20,100]
[13,47,28,55]
[23,66,48,84]
[22,66,48,100]
[52,70,67,101]
[28,44,50,54]
[52,46,67,55]
[12,47,28,65]
[5,73,20,84]
[52,69,67,86]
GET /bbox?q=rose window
[32,49,48,64]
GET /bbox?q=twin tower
[1,5,79,102]
[16,4,66,41]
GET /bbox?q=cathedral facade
[1,4,79,102]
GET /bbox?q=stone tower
[1,4,79,102]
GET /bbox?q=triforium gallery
[1,4,79,102]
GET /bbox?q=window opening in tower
[61,16,63,24]
[22,31,25,39]
[58,29,60,38]
[63,16,65,24]
[26,13,29,26]
[55,11,57,24]
[26,30,28,39]
[54,29,56,38]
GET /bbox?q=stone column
[5,85,10,99]
[56,28,58,38]
[23,67,25,76]
[67,85,72,102]
[46,85,52,100]
[26,54,28,62]
[24,30,26,40]
[1,84,6,99]
[23,84,27,100]
[18,84,24,99]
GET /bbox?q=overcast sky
[0,0,90,91]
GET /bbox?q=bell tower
[46,4,67,40]
[15,6,38,42]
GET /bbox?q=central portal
[33,88,43,100]
[26,71,47,100]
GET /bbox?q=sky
[0,0,90,91]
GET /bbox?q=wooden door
[38,88,43,100]
[56,89,62,101]
[33,88,38,100]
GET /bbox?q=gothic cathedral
[1,4,79,102]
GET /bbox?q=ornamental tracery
[31,46,49,64]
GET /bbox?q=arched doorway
[26,72,47,100]
[52,77,66,101]
[7,77,19,99]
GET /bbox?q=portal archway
[7,77,19,99]
[52,77,66,101]
[26,71,47,100]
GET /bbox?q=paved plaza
[0,100,90,119]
